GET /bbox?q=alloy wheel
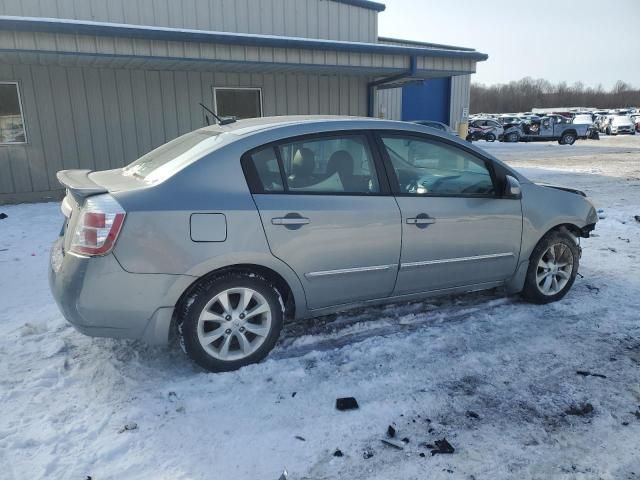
[196,287,272,361]
[536,243,574,296]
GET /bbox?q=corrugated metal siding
[1,31,427,77]
[374,87,402,120]
[0,63,368,202]
[0,0,378,43]
[449,74,470,131]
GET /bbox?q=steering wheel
[429,175,461,193]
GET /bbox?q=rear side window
[247,147,284,192]
[245,134,380,195]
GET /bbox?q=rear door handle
[271,217,310,226]
[406,217,436,225]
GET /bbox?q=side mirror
[505,175,522,199]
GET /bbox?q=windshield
[123,130,224,182]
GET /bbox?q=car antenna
[199,102,236,125]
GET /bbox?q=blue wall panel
[401,77,451,124]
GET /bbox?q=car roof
[198,115,431,137]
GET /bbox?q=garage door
[401,78,451,124]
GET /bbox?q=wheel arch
[506,222,585,295]
[174,263,302,323]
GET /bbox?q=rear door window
[245,134,381,195]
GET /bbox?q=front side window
[381,135,495,196]
[214,88,262,119]
[0,83,26,144]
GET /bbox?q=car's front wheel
[521,230,580,304]
[506,131,519,143]
[179,272,284,372]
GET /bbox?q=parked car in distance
[49,116,598,372]
[412,120,458,136]
[467,118,504,142]
[572,114,594,125]
[630,113,640,132]
[606,115,635,135]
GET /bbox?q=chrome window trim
[401,252,514,269]
[306,264,394,279]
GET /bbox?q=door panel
[377,132,523,295]
[254,195,401,309]
[394,196,522,294]
[245,132,401,310]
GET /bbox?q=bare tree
[470,78,640,113]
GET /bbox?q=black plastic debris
[363,449,374,459]
[295,435,306,442]
[585,284,600,294]
[291,392,297,398]
[333,449,343,457]
[0,213,7,220]
[634,215,640,223]
[381,438,405,450]
[431,438,455,455]
[565,403,594,416]
[466,410,480,419]
[387,425,396,438]
[336,397,359,411]
[118,422,138,433]
[419,452,426,458]
[401,437,410,444]
[278,469,288,480]
[576,370,607,379]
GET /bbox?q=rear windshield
[123,130,223,181]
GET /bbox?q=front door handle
[271,216,310,226]
[406,213,436,227]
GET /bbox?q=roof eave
[0,16,488,61]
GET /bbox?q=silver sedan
[49,116,598,372]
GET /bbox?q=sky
[377,0,640,89]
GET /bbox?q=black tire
[178,272,284,372]
[485,132,496,142]
[559,132,576,145]
[506,131,519,143]
[521,230,580,304]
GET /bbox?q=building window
[0,82,27,144]
[213,87,262,119]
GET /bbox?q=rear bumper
[49,238,194,344]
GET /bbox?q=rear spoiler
[56,170,108,199]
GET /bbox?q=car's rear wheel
[179,272,283,372]
[521,231,580,304]
[485,132,496,142]
[506,131,519,142]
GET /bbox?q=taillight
[69,194,126,256]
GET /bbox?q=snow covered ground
[1,136,640,480]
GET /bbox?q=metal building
[0,0,487,203]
